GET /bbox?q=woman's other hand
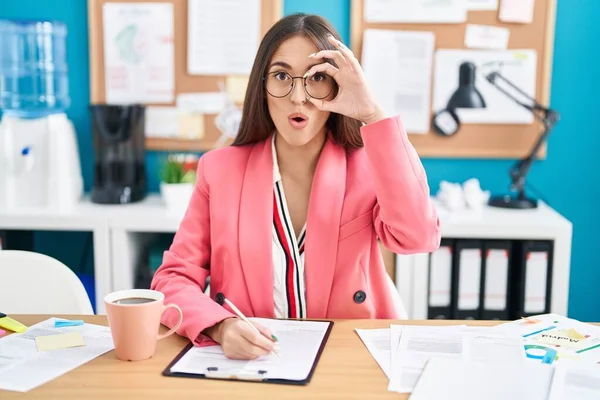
[205,317,276,360]
[305,35,385,125]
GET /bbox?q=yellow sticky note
[35,332,85,352]
[178,113,205,139]
[226,75,249,103]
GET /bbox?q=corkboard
[351,0,557,159]
[88,0,282,152]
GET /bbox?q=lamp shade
[447,62,486,109]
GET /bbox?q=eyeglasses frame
[262,71,335,100]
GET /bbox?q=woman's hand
[305,35,386,125]
[205,317,276,360]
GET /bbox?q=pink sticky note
[0,329,6,337]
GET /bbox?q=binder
[481,240,512,320]
[162,319,334,385]
[427,239,454,319]
[513,240,553,318]
[452,240,483,320]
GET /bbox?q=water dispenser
[0,19,83,212]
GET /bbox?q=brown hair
[231,13,363,151]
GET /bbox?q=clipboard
[162,319,334,385]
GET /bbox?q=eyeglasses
[264,71,335,100]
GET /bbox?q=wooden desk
[2,315,500,399]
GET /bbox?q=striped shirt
[271,136,307,319]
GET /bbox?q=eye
[310,73,327,82]
[273,71,289,81]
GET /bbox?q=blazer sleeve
[360,115,441,254]
[150,155,234,345]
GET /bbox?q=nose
[290,78,306,105]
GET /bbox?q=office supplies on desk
[0,318,114,392]
[163,318,333,385]
[0,313,27,333]
[54,319,84,327]
[355,328,392,379]
[35,331,86,352]
[0,329,5,337]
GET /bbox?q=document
[0,318,114,392]
[364,0,467,23]
[388,325,525,393]
[433,49,537,124]
[362,29,435,134]
[410,357,554,400]
[467,0,498,11]
[167,319,331,382]
[176,92,228,114]
[103,2,174,104]
[499,0,535,24]
[464,24,510,50]
[145,106,179,138]
[548,362,600,400]
[355,328,392,379]
[187,0,261,75]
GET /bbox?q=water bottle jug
[0,19,70,117]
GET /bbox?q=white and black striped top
[271,136,307,319]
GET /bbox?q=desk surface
[2,316,501,400]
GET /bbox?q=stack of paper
[0,318,114,392]
[357,323,525,394]
[356,313,600,396]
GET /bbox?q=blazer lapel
[238,138,275,317]
[305,137,346,318]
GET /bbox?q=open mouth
[288,113,309,129]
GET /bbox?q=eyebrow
[268,61,323,72]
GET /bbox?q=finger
[225,348,258,360]
[239,324,275,352]
[327,36,360,68]
[251,322,277,342]
[309,49,346,67]
[304,62,339,79]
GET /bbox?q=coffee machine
[0,19,83,212]
[89,104,147,204]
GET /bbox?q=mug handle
[157,303,183,340]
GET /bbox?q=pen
[223,298,281,357]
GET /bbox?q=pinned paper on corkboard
[178,113,205,140]
[226,75,249,103]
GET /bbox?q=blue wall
[1,1,597,320]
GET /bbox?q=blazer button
[215,292,225,305]
[353,290,366,304]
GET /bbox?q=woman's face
[265,35,335,148]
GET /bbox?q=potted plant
[159,154,198,214]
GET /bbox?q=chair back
[0,250,94,314]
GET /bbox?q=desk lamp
[432,61,560,210]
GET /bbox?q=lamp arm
[484,71,560,195]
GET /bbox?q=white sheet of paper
[499,0,535,23]
[355,328,392,379]
[103,2,174,104]
[410,357,554,400]
[362,29,435,134]
[461,331,527,364]
[187,0,261,75]
[388,325,467,393]
[465,24,510,50]
[145,106,179,138]
[467,0,498,10]
[169,319,330,382]
[176,92,228,114]
[433,49,537,124]
[0,318,114,392]
[548,362,600,400]
[389,325,404,387]
[364,0,468,23]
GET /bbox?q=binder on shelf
[481,240,512,320]
[427,239,454,319]
[452,240,484,320]
[513,240,553,318]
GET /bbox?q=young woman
[151,13,440,360]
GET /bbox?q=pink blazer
[151,115,441,345]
